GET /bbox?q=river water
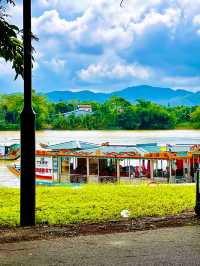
[1,129,200,145]
[1,129,200,187]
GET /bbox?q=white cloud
[131,8,181,35]
[0,59,23,93]
[0,59,14,77]
[32,3,181,51]
[193,15,200,25]
[32,10,70,34]
[193,14,200,35]
[161,76,200,91]
[177,0,200,19]
[78,62,151,82]
[37,0,91,13]
[7,3,23,28]
[4,0,200,93]
[43,58,66,73]
[37,0,57,8]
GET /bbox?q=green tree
[169,106,194,124]
[0,92,50,129]
[191,107,200,128]
[0,93,23,128]
[54,102,74,114]
[102,96,132,128]
[135,100,176,129]
[32,92,50,129]
[118,106,140,129]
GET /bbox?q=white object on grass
[120,209,130,218]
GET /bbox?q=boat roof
[137,144,160,153]
[45,140,99,151]
[75,143,194,155]
[0,142,20,147]
[37,142,197,159]
[168,145,192,152]
[77,145,145,156]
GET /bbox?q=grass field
[0,184,195,226]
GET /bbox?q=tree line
[0,92,200,130]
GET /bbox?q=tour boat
[8,141,200,185]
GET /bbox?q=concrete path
[0,164,20,188]
[1,225,200,265]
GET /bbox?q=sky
[1,0,200,93]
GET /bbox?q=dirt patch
[0,212,199,243]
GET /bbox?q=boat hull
[8,166,53,183]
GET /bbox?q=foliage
[0,0,37,79]
[191,106,200,128]
[0,92,199,130]
[53,102,74,114]
[118,106,140,129]
[0,92,50,129]
[0,184,195,226]
[0,0,23,79]
[170,106,194,123]
[135,100,177,129]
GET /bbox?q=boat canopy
[43,140,99,151]
[36,142,197,160]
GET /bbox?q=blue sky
[1,0,200,93]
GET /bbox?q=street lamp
[195,168,200,217]
[20,0,36,226]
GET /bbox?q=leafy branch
[0,0,37,79]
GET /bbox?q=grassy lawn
[0,184,195,226]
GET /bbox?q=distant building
[63,104,93,117]
[78,105,92,112]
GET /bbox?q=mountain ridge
[46,85,197,106]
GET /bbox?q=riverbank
[0,125,198,130]
[0,184,195,226]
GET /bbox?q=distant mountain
[46,85,199,106]
[46,90,108,103]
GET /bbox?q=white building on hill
[78,105,92,112]
[64,104,93,117]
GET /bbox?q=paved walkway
[1,225,200,265]
[0,164,19,188]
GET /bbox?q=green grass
[0,184,195,226]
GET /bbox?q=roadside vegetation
[0,184,195,226]
[0,93,199,130]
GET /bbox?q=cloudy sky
[1,0,200,93]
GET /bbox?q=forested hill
[0,92,200,130]
[46,85,199,106]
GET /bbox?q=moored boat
[8,141,200,185]
[0,142,20,160]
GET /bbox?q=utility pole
[20,0,36,226]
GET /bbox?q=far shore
[0,127,199,132]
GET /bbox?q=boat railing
[69,173,87,183]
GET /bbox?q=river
[1,129,200,187]
[1,129,200,145]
